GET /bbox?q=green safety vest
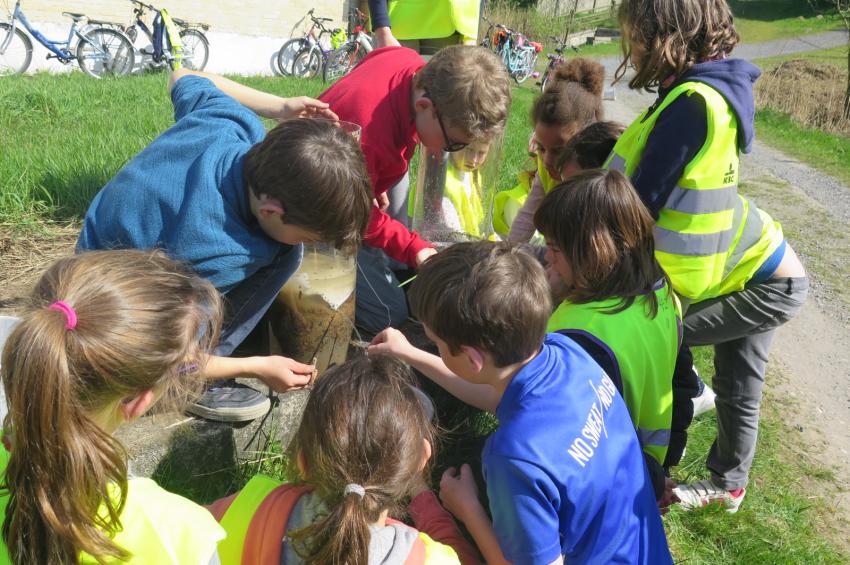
[217,475,459,564]
[547,283,678,464]
[444,163,485,237]
[386,0,480,42]
[606,81,784,303]
[0,445,224,565]
[492,155,558,237]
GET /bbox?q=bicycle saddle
[62,12,86,22]
[529,41,543,52]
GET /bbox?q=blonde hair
[1,250,221,564]
[415,45,512,140]
[616,0,740,90]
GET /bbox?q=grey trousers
[683,276,809,490]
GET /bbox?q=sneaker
[187,382,271,423]
[693,383,717,418]
[673,479,746,513]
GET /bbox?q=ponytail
[2,309,130,564]
[0,250,221,564]
[532,57,606,127]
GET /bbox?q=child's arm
[408,488,482,565]
[368,328,500,412]
[168,68,338,122]
[507,174,545,244]
[204,354,313,392]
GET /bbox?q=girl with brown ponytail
[208,354,480,565]
[0,249,226,564]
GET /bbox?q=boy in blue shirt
[78,69,372,422]
[370,241,673,565]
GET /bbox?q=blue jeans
[215,245,303,356]
[355,174,411,335]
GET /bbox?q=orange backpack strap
[404,536,428,564]
[241,483,314,565]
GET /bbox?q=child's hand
[368,328,414,360]
[439,464,483,523]
[250,355,315,392]
[373,192,390,212]
[279,97,339,121]
[415,247,438,268]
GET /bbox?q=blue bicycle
[0,0,135,77]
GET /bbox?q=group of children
[0,0,810,563]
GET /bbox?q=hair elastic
[343,483,366,498]
[49,301,78,330]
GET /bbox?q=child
[207,354,479,564]
[437,140,491,239]
[534,169,678,506]
[554,120,625,179]
[318,45,512,334]
[0,250,224,564]
[609,0,808,512]
[504,58,605,243]
[370,241,673,565]
[77,68,373,423]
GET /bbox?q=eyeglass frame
[422,89,469,153]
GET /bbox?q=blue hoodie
[629,58,762,218]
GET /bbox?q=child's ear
[460,345,485,374]
[257,194,285,220]
[119,389,156,422]
[419,438,432,471]
[413,94,433,113]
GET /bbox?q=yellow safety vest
[492,155,558,237]
[547,283,678,464]
[386,0,480,42]
[0,446,224,565]
[444,163,485,237]
[217,475,459,564]
[606,81,783,303]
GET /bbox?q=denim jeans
[214,244,303,357]
[683,276,809,489]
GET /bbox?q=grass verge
[729,0,844,42]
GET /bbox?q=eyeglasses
[423,90,468,153]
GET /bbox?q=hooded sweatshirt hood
[675,58,761,154]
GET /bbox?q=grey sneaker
[674,479,746,514]
[187,382,271,423]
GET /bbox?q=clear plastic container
[267,244,356,376]
[411,134,503,246]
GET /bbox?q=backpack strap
[242,483,314,565]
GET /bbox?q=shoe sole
[186,397,272,423]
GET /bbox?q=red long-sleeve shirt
[319,47,433,268]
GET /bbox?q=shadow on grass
[37,169,113,224]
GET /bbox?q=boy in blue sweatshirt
[370,241,673,565]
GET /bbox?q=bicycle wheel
[322,41,364,83]
[0,23,32,75]
[76,27,135,77]
[277,38,308,75]
[514,48,535,84]
[291,46,321,79]
[179,28,209,71]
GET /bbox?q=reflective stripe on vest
[605,81,783,302]
[547,284,678,464]
[444,164,485,237]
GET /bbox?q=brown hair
[534,169,668,316]
[409,241,551,367]
[244,118,372,250]
[615,0,740,91]
[1,250,221,564]
[415,45,512,140]
[532,58,605,128]
[555,121,625,173]
[287,355,435,565]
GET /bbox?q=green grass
[729,0,844,43]
[2,72,849,562]
[754,45,849,70]
[755,108,850,186]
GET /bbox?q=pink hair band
[49,301,78,330]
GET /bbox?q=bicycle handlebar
[129,0,156,12]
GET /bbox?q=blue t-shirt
[482,333,673,565]
[77,75,289,293]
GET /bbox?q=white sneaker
[674,479,746,513]
[693,383,717,418]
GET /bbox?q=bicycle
[276,8,336,77]
[0,0,134,77]
[118,0,209,71]
[480,18,541,84]
[538,35,579,92]
[322,8,372,83]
